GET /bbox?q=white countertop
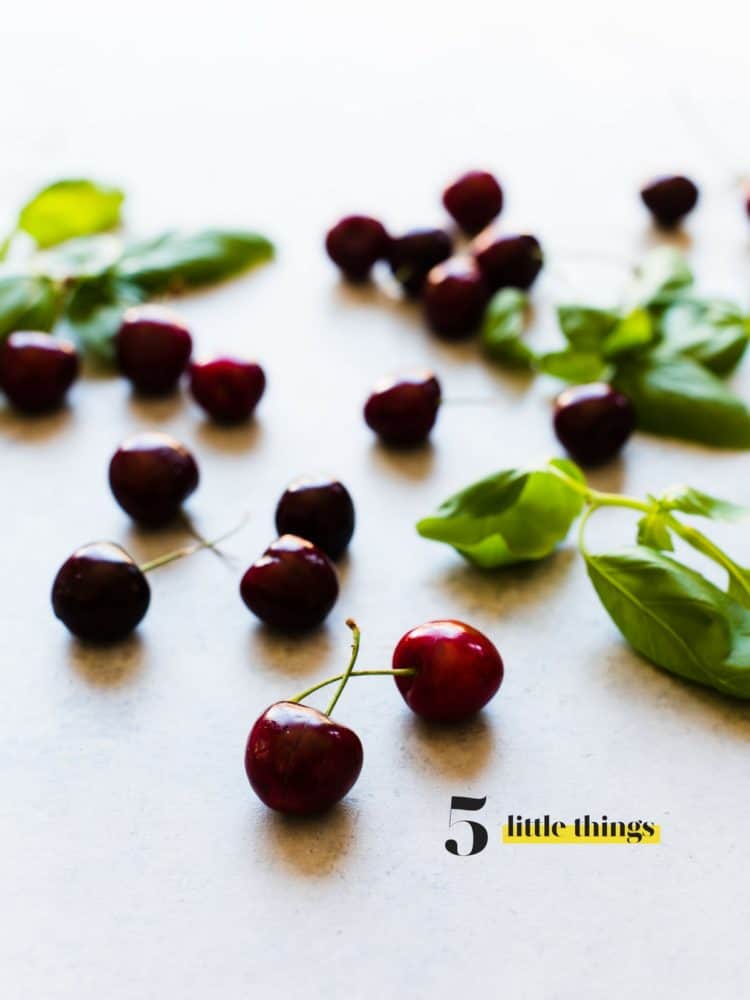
[3,2,750,997]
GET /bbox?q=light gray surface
[2,2,750,998]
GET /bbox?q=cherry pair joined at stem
[245,618,504,815]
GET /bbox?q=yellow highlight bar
[502,824,661,845]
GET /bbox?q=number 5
[445,795,488,856]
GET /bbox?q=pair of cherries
[325,169,544,340]
[246,618,504,815]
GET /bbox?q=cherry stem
[289,668,416,707]
[324,618,361,717]
[138,514,249,574]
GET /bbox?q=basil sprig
[418,461,750,699]
[481,248,750,448]
[0,179,274,363]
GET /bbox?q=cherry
[275,477,355,560]
[109,432,199,525]
[325,215,391,282]
[245,701,363,815]
[640,175,699,228]
[0,332,79,414]
[116,306,192,395]
[240,535,339,630]
[423,260,488,339]
[553,382,636,466]
[51,541,150,642]
[474,233,544,292]
[387,228,453,297]
[392,620,504,723]
[442,170,503,235]
[189,357,266,423]
[364,371,441,447]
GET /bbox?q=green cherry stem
[289,669,416,706]
[138,514,249,574]
[325,619,361,717]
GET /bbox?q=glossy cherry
[245,701,363,815]
[275,477,355,560]
[387,228,453,296]
[392,620,504,723]
[640,175,699,228]
[325,215,391,282]
[189,357,266,423]
[474,233,544,292]
[116,306,192,395]
[240,535,339,630]
[364,371,441,447]
[442,170,503,235]
[553,383,636,466]
[109,432,200,525]
[0,332,79,413]
[51,541,151,642]
[423,260,488,339]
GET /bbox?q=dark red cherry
[364,371,441,447]
[189,357,265,423]
[393,619,504,723]
[423,260,488,339]
[116,306,192,395]
[325,215,391,282]
[387,228,453,296]
[474,233,544,292]
[640,175,699,228]
[240,535,339,630]
[245,701,363,815]
[442,170,503,235]
[553,383,636,466]
[275,477,355,560]
[0,332,79,413]
[51,541,150,642]
[109,432,199,525]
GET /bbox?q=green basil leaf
[117,229,274,293]
[18,179,124,248]
[658,485,748,521]
[557,305,619,352]
[585,545,750,698]
[613,355,750,448]
[33,234,123,281]
[636,512,673,551]
[624,247,693,309]
[659,299,749,375]
[417,458,585,568]
[480,288,534,367]
[535,349,608,383]
[0,275,59,339]
[729,567,750,610]
[64,276,145,366]
[601,308,655,359]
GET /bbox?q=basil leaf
[33,234,123,281]
[625,248,693,309]
[601,308,654,359]
[535,349,608,383]
[0,275,59,339]
[417,458,585,569]
[636,512,673,551]
[557,305,619,352]
[64,276,145,366]
[613,355,750,448]
[117,229,274,293]
[585,545,750,698]
[729,568,750,610]
[18,179,124,248]
[659,299,749,375]
[658,485,748,521]
[481,288,534,367]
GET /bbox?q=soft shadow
[194,417,263,454]
[0,404,74,442]
[256,802,358,877]
[404,713,495,779]
[67,632,146,688]
[585,454,626,495]
[126,389,185,423]
[368,439,435,481]
[248,624,336,680]
[640,226,693,254]
[333,277,423,330]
